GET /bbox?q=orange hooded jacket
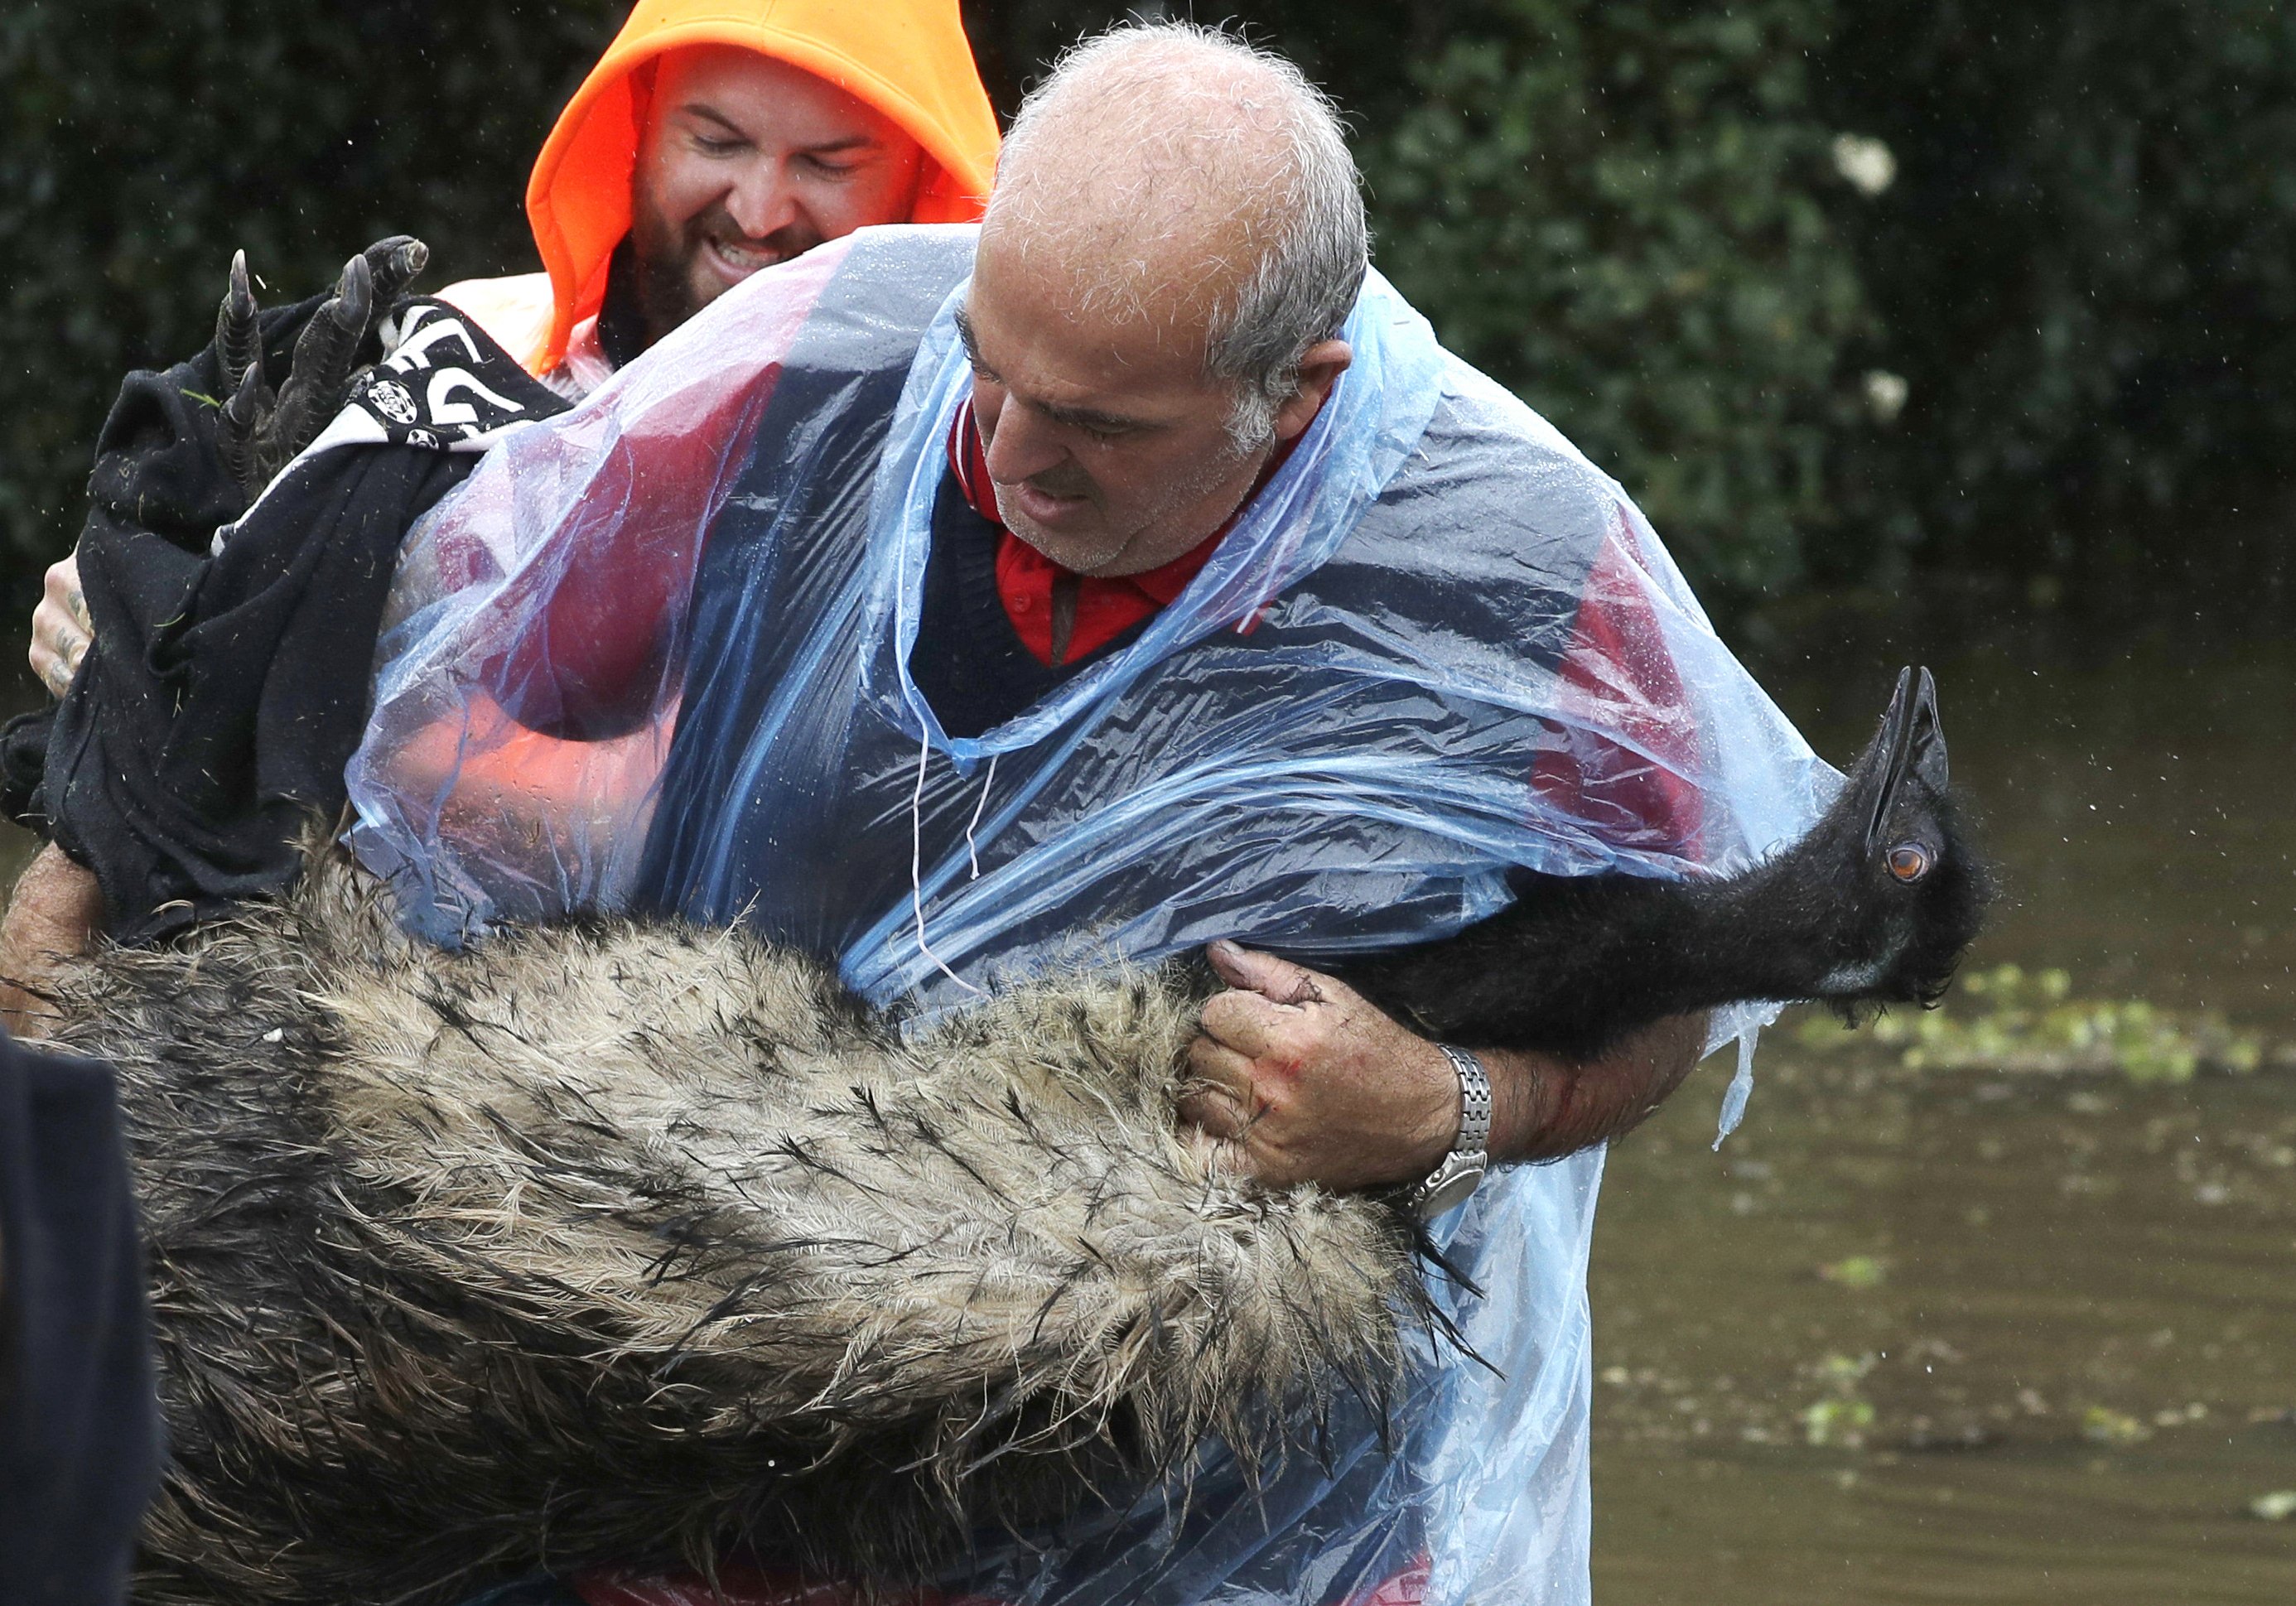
[441,0,999,377]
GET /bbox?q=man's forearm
[0,842,104,1037]
[1480,1010,1710,1164]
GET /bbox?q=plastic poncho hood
[523,0,998,372]
[346,225,1835,1602]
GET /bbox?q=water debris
[1802,1353,1880,1448]
[2081,1406,2154,1447]
[1819,1255,1888,1290]
[1792,962,2284,1081]
[1901,1414,1995,1452]
[2250,1490,2296,1522]
[1802,1397,1875,1448]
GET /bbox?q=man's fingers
[1205,938,1326,1007]
[41,556,85,628]
[1197,986,1285,1055]
[1179,1034,1255,1130]
[1184,1032,1256,1089]
[1175,1082,1249,1140]
[1177,1039,1261,1138]
[35,620,86,698]
[33,559,92,698]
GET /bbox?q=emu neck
[1695,849,1868,1002]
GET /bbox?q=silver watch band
[1403,1044,1492,1221]
[1437,1043,1493,1155]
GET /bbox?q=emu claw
[363,235,428,307]
[215,360,273,497]
[215,249,263,395]
[208,236,428,499]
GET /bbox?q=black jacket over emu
[44,667,1986,1606]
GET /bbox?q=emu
[43,668,1987,1606]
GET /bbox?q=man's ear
[1273,340,1353,444]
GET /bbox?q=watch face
[1416,1160,1488,1222]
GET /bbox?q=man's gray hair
[994,22,1369,450]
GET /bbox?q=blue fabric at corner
[0,1031,160,1605]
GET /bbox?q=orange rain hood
[523,0,999,371]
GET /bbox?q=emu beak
[1909,666,1949,793]
[1863,666,1950,854]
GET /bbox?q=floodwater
[1589,638,2296,1603]
[0,629,2289,1597]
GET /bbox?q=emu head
[1801,667,1993,1006]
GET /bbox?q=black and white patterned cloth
[220,299,552,545]
[349,300,549,450]
[3,291,567,944]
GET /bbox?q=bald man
[24,22,1826,1600]
[344,28,1838,1599]
[937,55,1710,1189]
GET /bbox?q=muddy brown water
[1,631,2289,1598]
[1590,639,2296,1602]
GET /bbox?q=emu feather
[55,857,1421,1606]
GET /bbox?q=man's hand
[1182,940,1712,1194]
[29,555,91,700]
[1182,940,1460,1192]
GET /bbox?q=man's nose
[723,159,801,240]
[981,398,1068,486]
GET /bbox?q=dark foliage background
[5,0,2293,630]
[1813,0,2296,632]
[0,0,625,569]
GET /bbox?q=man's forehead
[964,248,1219,419]
[977,159,1266,337]
[653,44,900,147]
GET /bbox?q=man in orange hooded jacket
[443,0,998,393]
[26,0,999,690]
[5,0,1001,993]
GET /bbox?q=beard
[627,190,823,344]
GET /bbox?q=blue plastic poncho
[347,224,1834,1604]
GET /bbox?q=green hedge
[6,2,2294,625]
[975,2,1869,601]
[1357,0,1864,600]
[0,1,621,571]
[1813,0,2296,625]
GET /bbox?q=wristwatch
[1401,1044,1493,1222]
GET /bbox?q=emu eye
[1887,842,1932,882]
